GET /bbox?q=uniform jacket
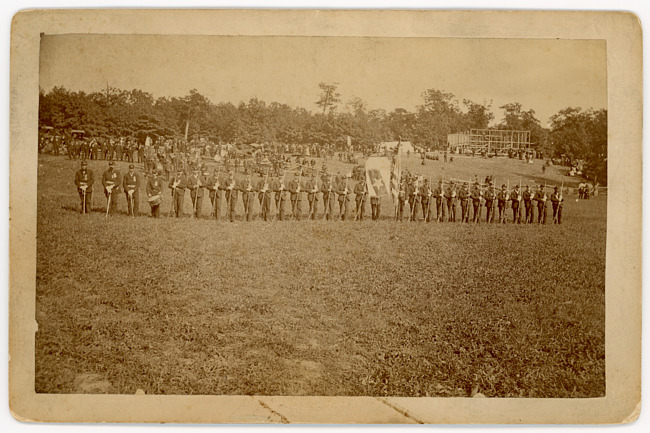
[75,169,95,193]
[102,169,121,192]
[146,176,164,197]
[354,182,368,202]
[123,171,140,192]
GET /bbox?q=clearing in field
[35,154,606,397]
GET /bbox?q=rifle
[81,187,86,214]
[129,190,134,217]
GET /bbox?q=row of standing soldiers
[75,161,380,221]
[396,178,564,224]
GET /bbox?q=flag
[365,157,391,198]
[390,141,402,204]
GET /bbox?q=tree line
[39,82,607,180]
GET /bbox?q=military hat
[129,164,134,169]
[474,182,479,185]
[108,161,115,166]
[554,186,559,190]
[81,160,87,167]
[438,180,443,184]
[502,184,506,188]
[464,182,468,185]
[539,184,544,189]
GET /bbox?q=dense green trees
[39,84,607,174]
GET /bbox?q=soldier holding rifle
[225,171,238,222]
[187,168,206,219]
[497,184,509,223]
[419,178,430,222]
[470,182,482,223]
[353,178,368,221]
[305,172,320,220]
[433,180,445,222]
[409,177,420,222]
[336,174,351,221]
[241,174,256,221]
[446,181,457,222]
[523,185,534,224]
[207,167,224,220]
[321,174,336,221]
[510,184,522,224]
[484,182,496,223]
[551,185,564,224]
[74,160,94,214]
[534,184,548,224]
[257,170,272,222]
[458,182,470,223]
[168,168,188,218]
[102,161,121,216]
[288,171,303,221]
[272,171,287,221]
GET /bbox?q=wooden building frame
[447,129,530,155]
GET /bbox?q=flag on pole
[365,157,391,198]
[390,140,402,205]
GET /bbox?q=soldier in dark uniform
[102,161,121,216]
[74,160,94,214]
[523,185,534,224]
[433,180,445,222]
[168,169,188,218]
[240,174,256,221]
[225,171,238,222]
[446,181,457,222]
[550,186,564,224]
[510,184,522,224]
[207,168,225,220]
[321,174,336,221]
[272,172,287,221]
[146,168,165,218]
[336,175,351,221]
[484,182,496,223]
[397,178,408,221]
[288,172,303,221]
[257,172,272,221]
[470,182,482,223]
[458,182,470,223]
[123,164,140,216]
[187,168,206,218]
[409,177,421,222]
[497,184,509,223]
[353,179,368,221]
[419,179,430,222]
[305,172,320,220]
[534,184,548,224]
[370,194,381,221]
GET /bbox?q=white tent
[380,141,416,154]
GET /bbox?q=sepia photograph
[9,8,642,424]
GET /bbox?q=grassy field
[35,154,605,397]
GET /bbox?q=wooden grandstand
[447,129,530,155]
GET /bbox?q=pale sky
[39,35,607,126]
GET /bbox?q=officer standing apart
[74,160,94,214]
[102,161,121,216]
